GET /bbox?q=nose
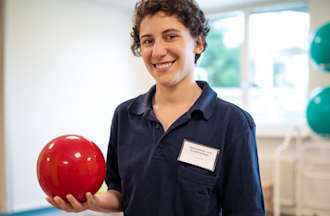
[151,39,167,59]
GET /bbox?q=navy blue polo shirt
[105,81,265,216]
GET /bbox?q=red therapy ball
[37,135,106,202]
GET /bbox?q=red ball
[37,135,106,202]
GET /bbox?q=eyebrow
[140,28,181,39]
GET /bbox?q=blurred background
[0,0,330,215]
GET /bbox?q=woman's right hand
[46,193,95,212]
[46,190,122,213]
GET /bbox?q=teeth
[155,62,173,69]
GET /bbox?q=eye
[165,34,178,41]
[141,38,154,46]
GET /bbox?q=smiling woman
[45,1,265,215]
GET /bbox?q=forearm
[94,190,123,212]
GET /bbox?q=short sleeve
[105,109,122,192]
[220,125,265,216]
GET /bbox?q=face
[139,12,204,87]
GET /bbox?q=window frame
[203,2,310,137]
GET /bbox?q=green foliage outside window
[198,27,241,87]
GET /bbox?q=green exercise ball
[306,86,330,138]
[310,22,330,72]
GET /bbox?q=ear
[194,36,205,54]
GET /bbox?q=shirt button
[155,124,161,129]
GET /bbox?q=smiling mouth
[153,60,176,70]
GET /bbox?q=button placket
[152,122,163,148]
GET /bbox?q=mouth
[153,60,176,70]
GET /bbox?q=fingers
[66,194,86,211]
[46,197,59,209]
[53,196,75,212]
[85,192,98,210]
[48,195,86,212]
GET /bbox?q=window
[197,13,244,106]
[197,4,310,135]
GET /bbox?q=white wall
[4,0,151,212]
[0,0,5,212]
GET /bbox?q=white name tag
[178,139,220,172]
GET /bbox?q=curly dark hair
[130,0,210,63]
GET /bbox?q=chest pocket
[176,164,217,216]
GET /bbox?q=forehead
[139,12,188,35]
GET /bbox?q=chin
[157,77,182,87]
[155,78,175,86]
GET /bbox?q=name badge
[178,139,220,172]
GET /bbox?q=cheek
[178,41,196,60]
[141,51,151,64]
[180,46,196,66]
[188,44,197,59]
[141,51,155,73]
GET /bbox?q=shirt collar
[191,81,217,120]
[128,85,155,116]
[128,81,217,120]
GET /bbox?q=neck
[153,77,201,106]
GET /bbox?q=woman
[47,0,265,215]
